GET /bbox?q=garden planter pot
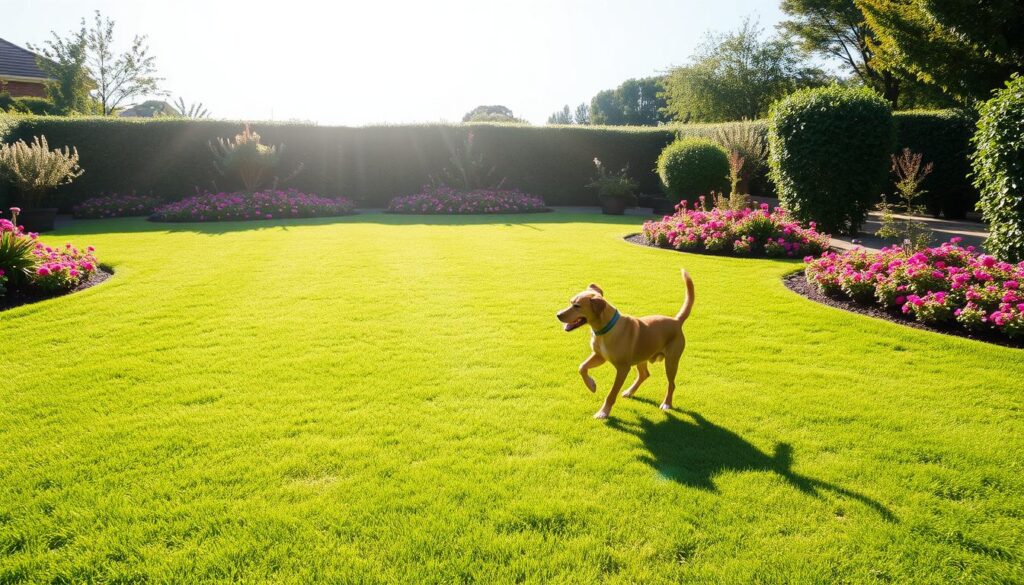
[600,198,630,215]
[18,208,58,232]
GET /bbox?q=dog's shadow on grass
[608,402,896,522]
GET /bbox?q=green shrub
[893,110,977,218]
[10,97,59,116]
[657,137,730,200]
[768,86,894,235]
[972,73,1024,262]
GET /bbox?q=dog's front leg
[594,365,630,419]
[578,353,605,393]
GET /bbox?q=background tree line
[548,0,1023,126]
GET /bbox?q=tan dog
[556,269,695,419]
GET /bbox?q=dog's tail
[675,268,695,323]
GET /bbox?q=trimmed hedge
[0,112,978,213]
[768,86,894,235]
[0,116,682,210]
[972,73,1024,263]
[893,109,978,219]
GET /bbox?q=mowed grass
[1,213,1022,584]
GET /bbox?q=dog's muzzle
[556,311,587,332]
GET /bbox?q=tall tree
[28,27,96,114]
[857,0,1024,103]
[573,102,590,125]
[779,0,901,105]
[661,19,828,122]
[83,10,163,115]
[547,104,573,124]
[589,77,668,126]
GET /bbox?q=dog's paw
[583,377,597,393]
[593,410,610,420]
[621,390,635,398]
[659,402,673,411]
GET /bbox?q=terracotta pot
[600,197,629,215]
[17,208,58,232]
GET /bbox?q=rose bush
[150,189,356,222]
[387,186,547,214]
[641,199,830,257]
[74,194,163,219]
[805,238,1024,339]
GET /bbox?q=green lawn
[2,213,1022,584]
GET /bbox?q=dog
[556,269,695,419]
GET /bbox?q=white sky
[4,0,786,125]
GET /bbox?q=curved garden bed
[1,265,113,312]
[635,199,830,258]
[789,239,1024,348]
[386,187,549,214]
[149,189,356,222]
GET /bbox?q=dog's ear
[590,296,607,314]
[588,283,604,295]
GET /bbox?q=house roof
[0,37,49,81]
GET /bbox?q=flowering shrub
[150,189,355,222]
[641,199,830,257]
[74,194,163,219]
[387,186,547,214]
[805,238,1024,339]
[0,208,98,300]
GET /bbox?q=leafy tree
[462,105,525,123]
[573,102,590,125]
[857,0,1024,104]
[661,19,828,122]
[780,0,956,109]
[84,10,163,115]
[547,105,573,124]
[547,103,591,125]
[28,26,96,115]
[589,77,667,126]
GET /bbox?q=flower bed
[149,189,356,222]
[640,199,830,257]
[387,187,548,214]
[74,194,163,219]
[804,238,1024,340]
[1,208,102,309]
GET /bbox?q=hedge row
[0,111,977,212]
[0,117,676,210]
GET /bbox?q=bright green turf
[2,213,1022,584]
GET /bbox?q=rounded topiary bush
[767,85,894,235]
[972,73,1024,263]
[657,137,730,200]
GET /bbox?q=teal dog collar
[593,310,620,336]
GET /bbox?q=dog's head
[556,283,608,332]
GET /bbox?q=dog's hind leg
[579,353,605,393]
[661,338,685,410]
[621,362,649,398]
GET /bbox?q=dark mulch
[0,267,113,313]
[624,233,812,259]
[783,271,1023,349]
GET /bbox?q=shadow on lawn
[53,211,647,237]
[609,403,896,522]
